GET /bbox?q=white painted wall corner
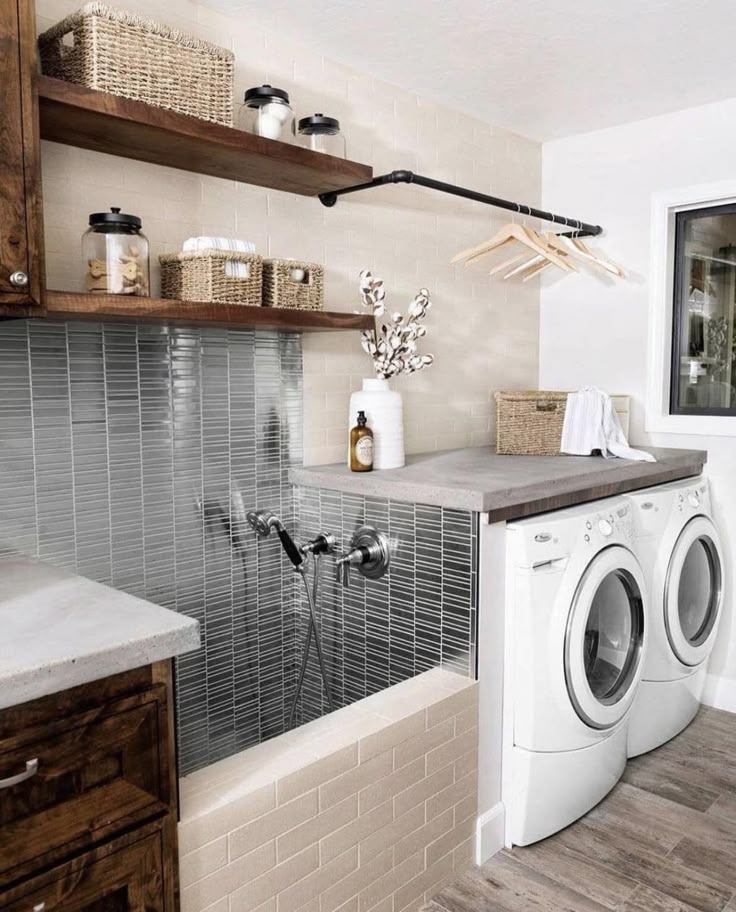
[475,801,506,865]
[703,673,736,712]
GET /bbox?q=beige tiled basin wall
[178,669,478,912]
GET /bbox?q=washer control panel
[582,504,633,546]
[677,483,706,513]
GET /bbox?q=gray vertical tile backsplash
[292,488,478,724]
[0,319,302,774]
[0,319,476,774]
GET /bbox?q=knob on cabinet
[9,271,29,287]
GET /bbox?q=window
[671,203,736,415]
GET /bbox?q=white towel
[560,387,655,462]
[182,236,256,278]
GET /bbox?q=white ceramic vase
[348,378,405,470]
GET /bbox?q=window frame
[669,201,736,418]
[646,179,736,437]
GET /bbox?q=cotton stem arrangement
[358,270,435,380]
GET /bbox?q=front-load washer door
[665,515,724,667]
[565,546,646,730]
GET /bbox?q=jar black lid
[244,84,290,105]
[298,113,340,135]
[88,207,142,228]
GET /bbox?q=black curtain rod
[319,170,603,238]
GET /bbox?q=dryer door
[565,546,646,729]
[665,515,724,666]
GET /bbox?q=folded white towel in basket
[182,236,256,278]
[561,387,655,462]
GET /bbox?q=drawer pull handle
[33,904,45,912]
[0,758,38,789]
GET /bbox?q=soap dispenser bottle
[349,410,374,472]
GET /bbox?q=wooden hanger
[541,232,579,272]
[452,222,573,272]
[503,254,545,280]
[488,252,529,276]
[499,229,578,280]
[451,226,519,264]
[502,231,578,281]
[522,261,553,282]
[568,236,626,277]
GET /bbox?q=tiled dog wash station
[2,1,736,911]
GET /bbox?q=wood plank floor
[427,707,736,912]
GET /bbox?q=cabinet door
[0,687,169,887]
[0,831,166,912]
[0,0,45,308]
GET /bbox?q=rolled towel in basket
[561,387,655,462]
[182,237,256,278]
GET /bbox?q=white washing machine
[625,477,725,758]
[503,497,648,847]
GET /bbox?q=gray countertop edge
[0,555,201,711]
[0,622,200,711]
[290,447,708,519]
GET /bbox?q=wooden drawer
[0,826,165,912]
[0,687,168,888]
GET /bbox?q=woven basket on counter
[159,250,263,306]
[262,259,324,311]
[38,3,235,125]
[495,390,630,456]
[495,391,568,456]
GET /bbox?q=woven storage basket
[38,3,234,125]
[495,390,570,456]
[262,259,324,311]
[495,390,631,455]
[159,250,263,305]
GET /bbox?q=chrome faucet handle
[335,555,352,588]
[335,547,367,588]
[335,527,391,589]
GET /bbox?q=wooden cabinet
[0,664,179,910]
[0,827,166,912]
[0,0,45,311]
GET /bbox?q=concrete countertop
[0,556,200,710]
[290,446,707,520]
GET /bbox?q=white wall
[36,0,541,467]
[540,97,736,699]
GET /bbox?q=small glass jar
[240,85,294,141]
[82,208,150,296]
[295,114,346,158]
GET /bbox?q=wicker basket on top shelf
[38,3,235,125]
[159,250,263,306]
[262,259,324,311]
[495,390,630,456]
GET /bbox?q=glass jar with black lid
[295,114,346,158]
[239,85,294,141]
[82,208,150,296]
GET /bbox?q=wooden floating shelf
[38,77,373,196]
[39,291,374,333]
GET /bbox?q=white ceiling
[204,0,736,140]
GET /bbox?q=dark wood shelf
[38,290,374,332]
[38,76,373,196]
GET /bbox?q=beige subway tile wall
[178,669,479,912]
[36,0,541,465]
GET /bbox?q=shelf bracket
[319,169,603,237]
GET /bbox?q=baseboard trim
[702,674,736,712]
[475,802,505,864]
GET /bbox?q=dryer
[625,477,724,758]
[503,497,648,846]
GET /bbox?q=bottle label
[355,436,374,467]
